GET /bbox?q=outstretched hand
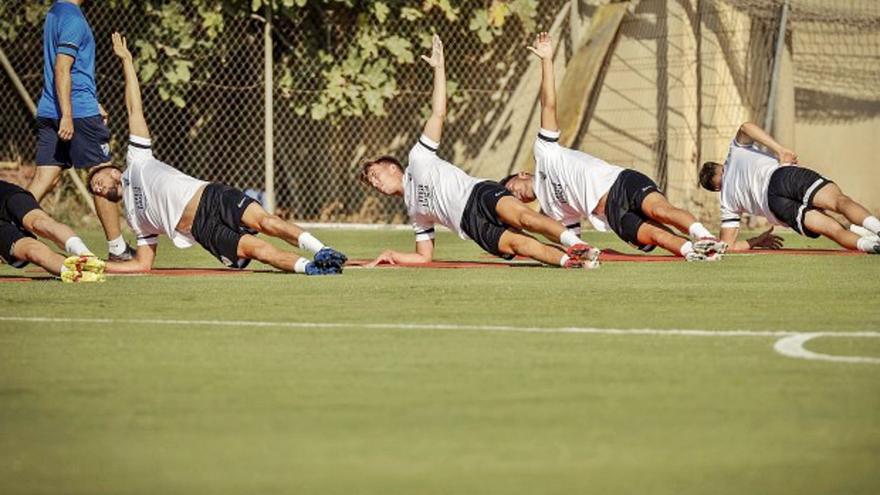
[366,250,397,268]
[749,227,784,250]
[527,32,554,59]
[421,34,444,68]
[111,32,132,62]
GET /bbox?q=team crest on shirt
[101,143,111,157]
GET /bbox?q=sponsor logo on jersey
[132,186,146,211]
[417,184,433,208]
[551,182,567,204]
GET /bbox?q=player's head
[359,156,404,196]
[699,161,723,192]
[87,164,124,202]
[500,171,536,202]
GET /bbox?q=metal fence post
[764,0,790,133]
[263,4,276,214]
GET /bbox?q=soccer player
[1,180,105,282]
[89,33,347,275]
[359,35,600,269]
[699,122,880,253]
[501,33,725,261]
[32,0,133,261]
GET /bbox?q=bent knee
[21,209,50,232]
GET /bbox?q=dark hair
[358,155,403,186]
[499,174,517,187]
[698,161,721,191]
[86,164,124,195]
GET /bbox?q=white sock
[107,235,126,256]
[863,216,880,236]
[298,232,325,254]
[688,223,713,239]
[680,241,695,257]
[65,236,91,256]
[559,230,583,248]
[559,254,570,267]
[293,257,310,274]
[856,237,879,253]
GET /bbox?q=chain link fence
[2,0,878,226]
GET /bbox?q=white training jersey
[404,135,484,241]
[719,139,780,229]
[122,135,208,248]
[533,128,623,232]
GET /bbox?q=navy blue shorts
[35,115,111,169]
[0,181,41,268]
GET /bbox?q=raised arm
[420,34,445,143]
[527,32,558,132]
[111,32,150,140]
[735,122,797,164]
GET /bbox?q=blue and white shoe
[305,262,342,276]
[314,247,348,269]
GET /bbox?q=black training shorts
[460,180,515,259]
[604,169,661,252]
[767,166,832,238]
[0,181,41,267]
[190,183,259,268]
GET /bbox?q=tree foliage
[1,0,539,119]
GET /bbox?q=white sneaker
[685,251,708,262]
[693,237,728,259]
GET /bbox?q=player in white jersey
[699,122,880,253]
[88,33,347,275]
[501,33,725,261]
[358,35,600,269]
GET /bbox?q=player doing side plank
[90,33,348,275]
[699,122,880,253]
[501,33,725,261]
[359,35,600,269]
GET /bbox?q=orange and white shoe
[566,243,601,269]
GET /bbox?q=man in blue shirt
[31,0,133,261]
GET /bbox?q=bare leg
[640,192,697,235]
[21,209,76,250]
[636,220,688,256]
[11,237,65,276]
[497,229,566,266]
[811,183,872,227]
[240,202,304,248]
[26,166,63,201]
[236,234,303,272]
[802,209,861,250]
[495,196,566,243]
[94,194,123,242]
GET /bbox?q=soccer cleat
[693,237,728,259]
[108,244,136,262]
[562,257,583,269]
[61,270,106,283]
[304,261,342,276]
[685,251,708,262]
[566,243,601,269]
[63,254,106,274]
[313,247,348,269]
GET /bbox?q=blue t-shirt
[36,1,100,119]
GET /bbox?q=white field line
[1,316,878,364]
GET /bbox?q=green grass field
[1,229,878,494]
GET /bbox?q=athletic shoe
[685,251,708,262]
[304,261,342,276]
[566,243,601,269]
[61,270,106,283]
[693,237,728,259]
[562,257,584,269]
[109,244,136,262]
[314,247,348,269]
[63,254,106,274]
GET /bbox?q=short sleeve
[412,215,436,242]
[533,128,562,161]
[136,234,159,247]
[127,135,154,164]
[720,202,741,229]
[56,16,87,58]
[409,134,439,164]
[562,217,582,236]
